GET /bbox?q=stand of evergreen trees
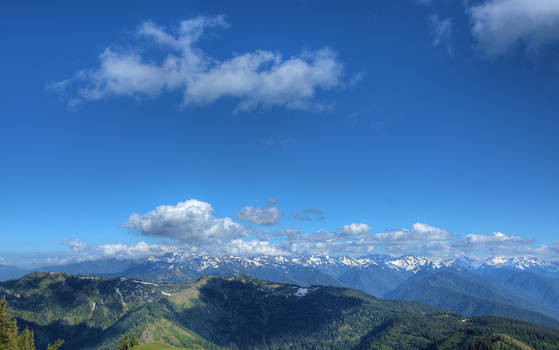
[0,297,63,350]
[118,334,139,350]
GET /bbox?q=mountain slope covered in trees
[385,270,559,329]
[4,253,559,333]
[2,273,559,350]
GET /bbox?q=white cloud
[380,231,540,261]
[42,197,556,262]
[429,15,453,49]
[62,238,89,252]
[456,231,533,249]
[340,223,372,235]
[492,241,559,262]
[97,241,176,258]
[236,205,283,226]
[281,239,375,256]
[224,239,288,256]
[470,0,559,55]
[52,16,346,111]
[123,199,249,244]
[373,222,452,244]
[51,239,177,265]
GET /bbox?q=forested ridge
[1,273,559,350]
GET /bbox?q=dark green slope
[2,272,559,350]
[481,270,559,320]
[385,271,559,330]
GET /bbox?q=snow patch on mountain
[384,256,455,273]
[482,256,548,270]
[136,252,559,279]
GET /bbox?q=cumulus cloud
[283,240,376,256]
[373,223,452,244]
[123,199,249,244]
[53,239,177,265]
[45,197,556,261]
[270,225,377,256]
[52,16,346,111]
[455,231,533,249]
[236,205,283,226]
[469,0,559,55]
[493,241,559,262]
[224,239,288,256]
[391,231,536,260]
[97,241,176,258]
[340,223,372,235]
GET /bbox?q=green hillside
[2,272,559,350]
[133,343,186,350]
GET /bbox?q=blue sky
[1,0,559,266]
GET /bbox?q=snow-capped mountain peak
[135,252,558,280]
[482,256,548,270]
[384,255,455,272]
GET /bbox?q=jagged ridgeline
[1,272,559,350]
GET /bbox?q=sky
[1,0,559,267]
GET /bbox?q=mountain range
[2,253,559,331]
[2,272,559,349]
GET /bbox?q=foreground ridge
[1,272,559,350]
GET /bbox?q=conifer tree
[18,328,35,350]
[119,334,130,350]
[0,297,19,350]
[45,340,63,350]
[0,298,63,350]
[129,334,139,348]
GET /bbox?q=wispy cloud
[303,208,323,215]
[416,0,433,6]
[291,208,325,222]
[429,14,454,55]
[267,197,279,206]
[51,16,347,112]
[291,212,313,222]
